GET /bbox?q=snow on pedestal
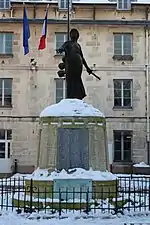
[38,99,109,172]
[40,99,105,118]
[26,167,116,181]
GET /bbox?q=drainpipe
[146,63,149,164]
[36,128,42,168]
[145,7,150,164]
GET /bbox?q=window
[0,78,12,107]
[113,33,133,60]
[114,79,132,108]
[0,129,12,159]
[58,0,72,10]
[55,78,66,103]
[114,131,132,162]
[55,32,67,54]
[0,33,13,54]
[0,0,10,9]
[117,0,131,10]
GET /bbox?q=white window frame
[58,0,72,10]
[0,130,11,159]
[114,131,132,162]
[0,0,10,9]
[114,33,133,56]
[59,0,67,9]
[55,78,66,103]
[1,34,7,54]
[114,79,132,108]
[55,32,67,54]
[0,33,13,54]
[0,78,12,107]
[117,0,131,10]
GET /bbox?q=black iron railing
[0,176,149,215]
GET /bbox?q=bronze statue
[57,28,100,100]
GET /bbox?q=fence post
[148,179,150,211]
[30,179,33,213]
[85,188,89,214]
[114,179,118,214]
[128,178,131,212]
[58,189,62,217]
[1,179,3,210]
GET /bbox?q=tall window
[117,0,131,10]
[0,129,12,159]
[113,79,132,108]
[0,0,10,9]
[0,33,13,55]
[114,131,132,162]
[55,32,67,54]
[55,78,66,103]
[114,33,132,58]
[58,0,72,10]
[0,78,12,107]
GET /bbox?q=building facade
[0,0,149,175]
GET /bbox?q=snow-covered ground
[1,211,150,225]
[1,170,150,224]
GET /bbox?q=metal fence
[0,176,150,215]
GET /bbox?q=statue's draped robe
[60,41,86,100]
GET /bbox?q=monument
[37,28,105,172]
[13,29,119,210]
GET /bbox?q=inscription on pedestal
[53,179,92,201]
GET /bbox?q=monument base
[38,99,109,172]
[13,168,118,210]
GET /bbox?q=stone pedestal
[37,99,109,172]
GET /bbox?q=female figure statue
[57,28,92,100]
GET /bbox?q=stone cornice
[0,19,150,26]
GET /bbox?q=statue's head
[70,29,79,41]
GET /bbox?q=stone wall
[0,118,39,173]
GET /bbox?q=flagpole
[67,0,70,41]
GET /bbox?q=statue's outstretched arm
[56,41,67,54]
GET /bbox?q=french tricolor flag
[38,6,49,50]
